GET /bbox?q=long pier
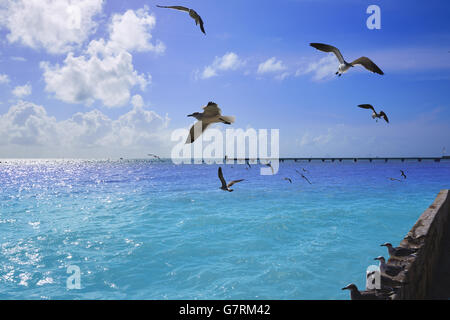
[230,156,450,163]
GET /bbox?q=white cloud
[0,100,170,157]
[257,57,287,74]
[131,94,145,108]
[296,55,337,82]
[108,8,165,54]
[0,74,10,84]
[0,101,58,146]
[199,52,244,79]
[0,0,104,54]
[40,7,162,108]
[12,84,32,98]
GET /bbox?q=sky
[0,0,449,158]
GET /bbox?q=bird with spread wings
[218,167,244,192]
[156,5,206,34]
[310,43,384,76]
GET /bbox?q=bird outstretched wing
[284,178,292,184]
[186,121,211,144]
[310,43,345,64]
[358,104,376,112]
[379,111,389,123]
[218,167,228,189]
[198,15,206,34]
[350,57,384,75]
[203,102,221,117]
[227,179,244,188]
[156,5,190,12]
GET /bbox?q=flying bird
[245,159,252,169]
[265,162,274,175]
[283,177,292,184]
[389,177,402,182]
[310,43,384,76]
[186,102,235,144]
[381,243,417,258]
[156,5,205,34]
[218,167,244,192]
[374,256,405,277]
[358,104,389,123]
[400,170,407,179]
[296,170,312,184]
[148,153,161,160]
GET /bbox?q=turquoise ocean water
[0,159,449,299]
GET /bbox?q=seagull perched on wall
[186,102,235,144]
[374,256,405,277]
[310,43,384,76]
[342,284,389,300]
[358,104,389,123]
[218,167,244,192]
[381,243,417,258]
[156,5,206,34]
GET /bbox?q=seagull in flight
[400,170,407,179]
[264,162,274,175]
[283,177,292,184]
[156,5,206,34]
[358,104,389,123]
[148,153,160,160]
[389,177,402,182]
[218,167,244,192]
[186,102,235,144]
[296,170,312,184]
[310,43,384,76]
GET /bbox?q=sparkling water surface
[0,159,449,299]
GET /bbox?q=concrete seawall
[391,189,450,299]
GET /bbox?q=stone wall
[391,190,450,299]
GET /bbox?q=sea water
[0,159,449,299]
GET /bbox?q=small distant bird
[342,284,388,300]
[156,5,206,34]
[218,167,244,192]
[381,243,417,258]
[374,256,405,277]
[358,104,389,123]
[148,153,160,160]
[186,102,235,144]
[245,159,251,169]
[310,43,384,76]
[400,170,407,179]
[302,168,309,173]
[296,170,312,184]
[284,177,292,184]
[265,162,274,175]
[389,177,402,182]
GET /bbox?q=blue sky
[0,0,449,158]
